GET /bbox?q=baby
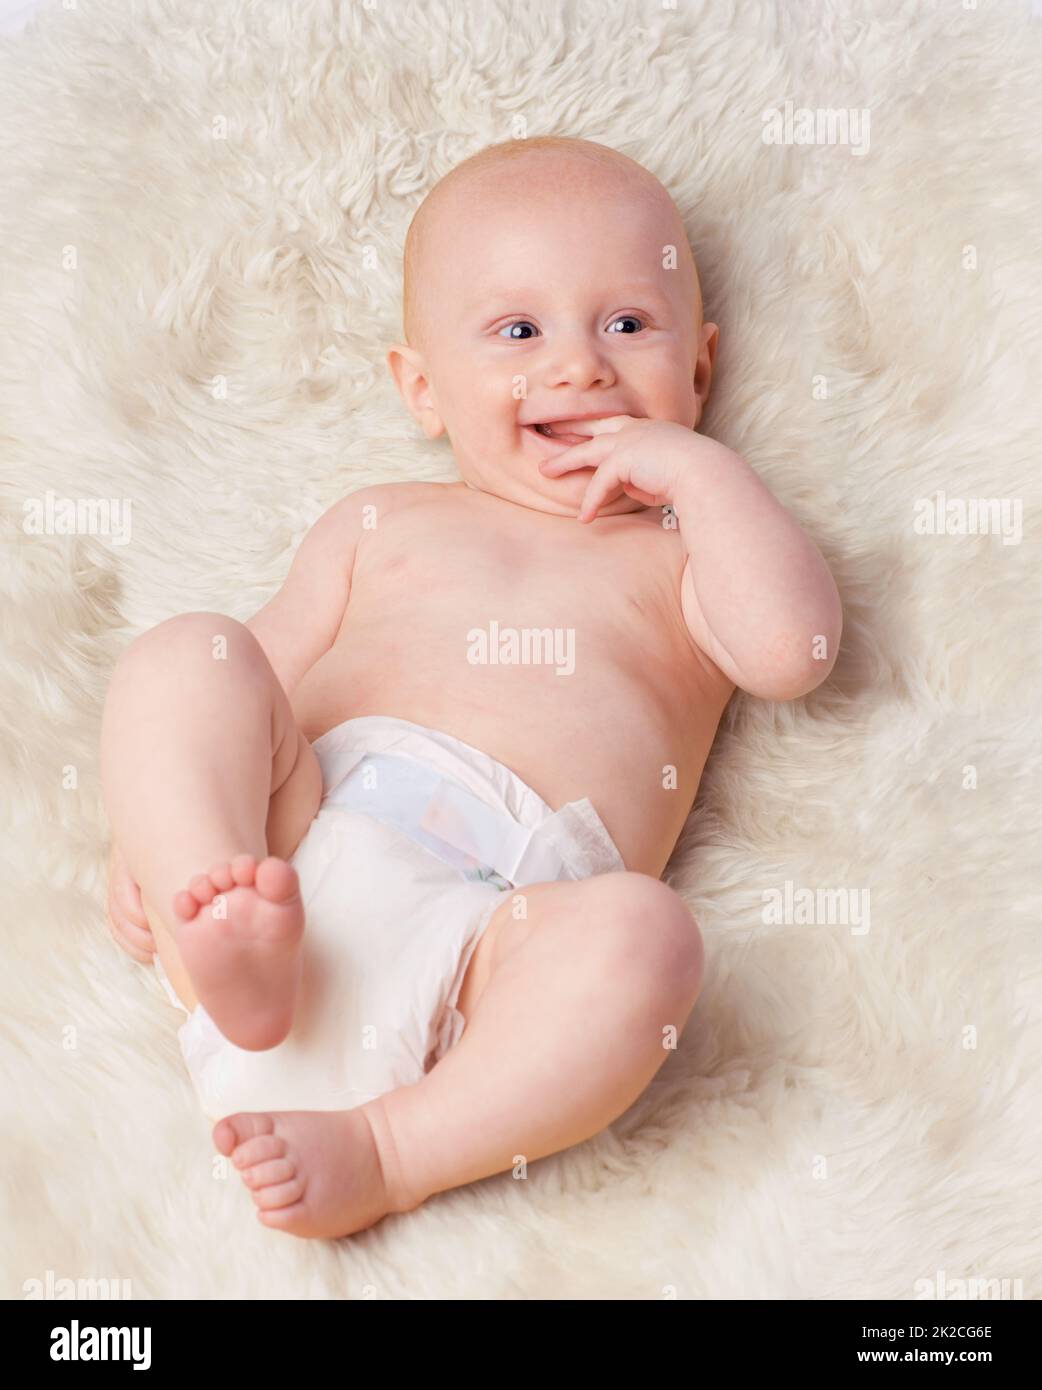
[101,136,842,1240]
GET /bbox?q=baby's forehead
[405,147,701,340]
[434,165,684,271]
[441,154,664,223]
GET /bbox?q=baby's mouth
[526,421,593,447]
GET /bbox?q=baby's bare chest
[348,507,684,637]
[290,501,701,744]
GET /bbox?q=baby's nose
[544,341,615,391]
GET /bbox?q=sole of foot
[173,853,305,1051]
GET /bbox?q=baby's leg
[100,612,322,1050]
[214,872,704,1236]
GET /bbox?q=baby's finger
[110,906,155,951]
[124,915,155,951]
[115,877,149,928]
[577,459,626,522]
[109,881,152,933]
[537,433,612,476]
[109,916,155,963]
[561,414,635,437]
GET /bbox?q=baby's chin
[461,468,647,519]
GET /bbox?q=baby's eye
[607,315,645,334]
[499,321,539,340]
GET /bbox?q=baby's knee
[113,611,261,683]
[592,872,704,1009]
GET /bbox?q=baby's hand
[546,417,841,700]
[537,415,710,522]
[106,842,155,964]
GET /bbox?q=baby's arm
[245,489,371,695]
[676,439,842,700]
[539,417,840,701]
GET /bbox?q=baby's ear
[386,344,445,439]
[692,321,719,423]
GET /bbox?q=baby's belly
[291,653,730,879]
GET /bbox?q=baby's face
[392,165,716,517]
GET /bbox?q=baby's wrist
[670,437,731,507]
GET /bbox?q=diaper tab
[421,778,568,886]
[322,744,625,887]
[325,750,580,887]
[529,798,627,880]
[324,752,515,885]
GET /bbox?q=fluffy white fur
[2,0,1040,1299]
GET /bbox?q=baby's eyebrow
[467,287,545,313]
[606,281,672,300]
[470,282,673,316]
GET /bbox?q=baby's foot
[173,854,304,1051]
[213,1103,420,1239]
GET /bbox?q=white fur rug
[2,0,1040,1300]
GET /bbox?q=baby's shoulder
[338,478,453,522]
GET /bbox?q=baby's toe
[242,1158,296,1190]
[231,1134,287,1169]
[256,1206,306,1232]
[255,856,300,905]
[213,1110,274,1156]
[230,854,258,886]
[207,862,235,892]
[188,873,217,906]
[253,1176,306,1210]
[172,889,200,921]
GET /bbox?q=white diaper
[154,714,625,1121]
